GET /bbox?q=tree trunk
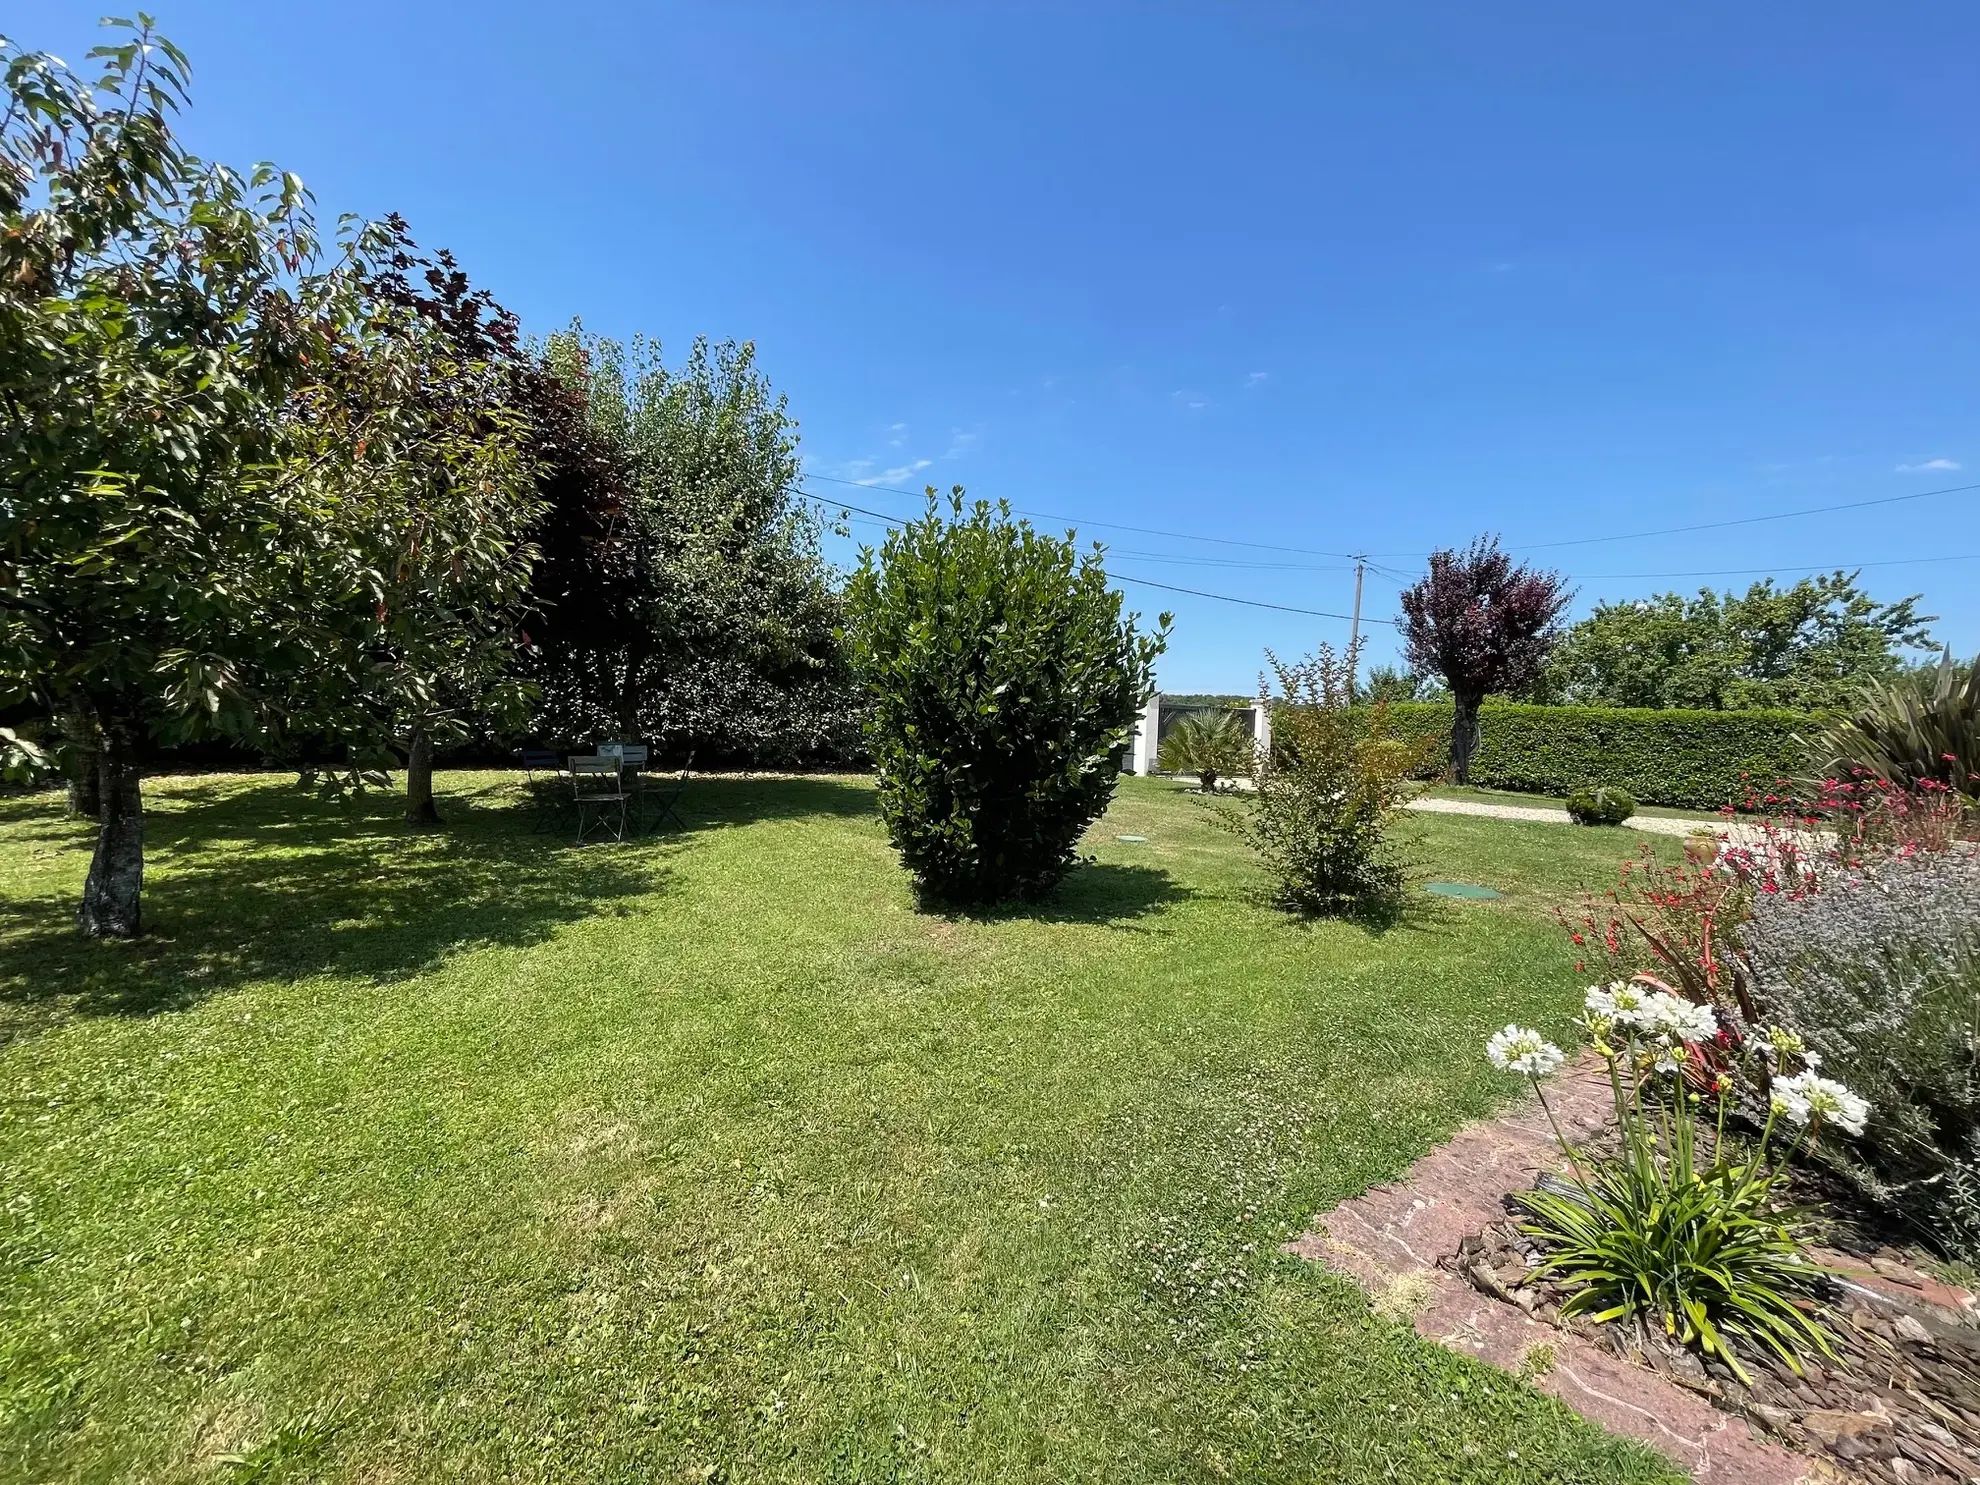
[1450,692,1483,784]
[404,729,441,825]
[64,705,102,819]
[77,720,143,938]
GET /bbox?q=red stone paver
[1284,1056,1826,1483]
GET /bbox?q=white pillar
[1131,693,1161,775]
[1251,696,1271,776]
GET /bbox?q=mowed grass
[0,772,1682,1484]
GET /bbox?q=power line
[1429,479,1980,557]
[1566,552,1980,581]
[832,511,1351,570]
[803,468,1980,566]
[808,484,1972,620]
[1110,574,1396,624]
[811,493,1387,623]
[796,473,1363,560]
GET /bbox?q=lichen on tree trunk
[77,721,142,938]
[404,729,441,825]
[62,703,102,818]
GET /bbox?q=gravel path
[1193,782,1785,844]
[1407,795,1726,840]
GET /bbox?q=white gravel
[1406,795,1791,844]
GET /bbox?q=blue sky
[20,2,1980,690]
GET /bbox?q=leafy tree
[0,23,532,930]
[353,236,646,783]
[1,20,380,935]
[514,331,644,749]
[845,491,1169,905]
[1360,664,1445,704]
[1219,644,1431,917]
[333,226,557,821]
[538,330,853,762]
[295,287,541,823]
[1396,536,1572,783]
[1540,573,1937,712]
[1158,710,1253,792]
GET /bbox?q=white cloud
[856,459,932,487]
[1896,457,1961,472]
[887,422,908,447]
[942,429,981,459]
[1243,371,1268,388]
[1171,389,1207,413]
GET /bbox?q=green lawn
[0,772,1682,1484]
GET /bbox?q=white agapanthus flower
[1771,1072,1870,1136]
[1583,981,1645,1021]
[1587,982,1716,1043]
[1639,990,1718,1045]
[1486,1025,1565,1078]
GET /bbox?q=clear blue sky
[20,2,1980,690]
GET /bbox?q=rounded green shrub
[1566,784,1636,825]
[844,492,1169,905]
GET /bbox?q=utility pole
[1347,554,1367,693]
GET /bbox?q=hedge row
[1373,701,1815,810]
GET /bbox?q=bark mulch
[1285,1054,1980,1482]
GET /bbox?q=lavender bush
[1740,848,1980,1252]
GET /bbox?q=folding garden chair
[517,747,571,834]
[568,755,631,843]
[638,752,692,833]
[607,744,662,832]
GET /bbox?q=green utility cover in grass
[1425,881,1503,900]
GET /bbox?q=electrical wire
[1110,574,1396,624]
[796,472,1364,560]
[803,469,1980,571]
[814,496,1385,621]
[1384,479,1980,558]
[807,483,1975,619]
[1565,552,1980,581]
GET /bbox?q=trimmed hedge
[1375,701,1813,809]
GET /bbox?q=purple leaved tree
[1397,536,1573,783]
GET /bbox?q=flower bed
[1462,774,1980,1480]
[1445,1198,1980,1483]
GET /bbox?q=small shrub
[1158,711,1252,792]
[844,492,1169,905]
[1566,784,1635,825]
[1740,847,1980,1255]
[1217,645,1431,918]
[1492,990,1858,1382]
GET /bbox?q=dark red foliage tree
[365,218,642,773]
[1397,535,1573,782]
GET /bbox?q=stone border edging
[1282,1057,1825,1482]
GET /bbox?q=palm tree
[1158,711,1254,793]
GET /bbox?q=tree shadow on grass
[929,861,1196,931]
[0,772,879,1044]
